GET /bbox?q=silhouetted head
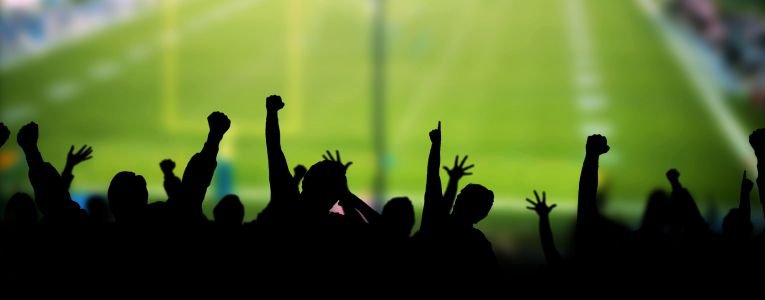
[293,164,308,184]
[641,189,669,232]
[108,171,148,223]
[301,160,346,213]
[452,184,494,225]
[722,208,752,240]
[382,197,415,238]
[214,194,244,227]
[85,195,111,225]
[4,193,37,228]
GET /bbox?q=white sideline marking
[0,104,36,123]
[35,0,260,118]
[47,80,81,102]
[566,0,614,146]
[89,60,121,81]
[390,0,482,147]
[634,0,757,175]
[125,43,152,62]
[578,93,607,112]
[576,71,600,89]
[580,121,612,137]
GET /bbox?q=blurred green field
[1,0,764,253]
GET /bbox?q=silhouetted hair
[4,192,37,227]
[301,160,346,212]
[108,171,148,223]
[214,194,244,226]
[452,184,494,224]
[641,189,669,232]
[383,197,415,237]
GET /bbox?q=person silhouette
[160,159,181,203]
[382,197,415,241]
[573,134,631,266]
[17,122,82,225]
[214,194,244,228]
[108,171,148,226]
[526,190,560,265]
[3,192,38,230]
[62,145,93,191]
[174,112,230,224]
[414,122,498,286]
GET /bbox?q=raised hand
[293,164,307,181]
[429,121,441,145]
[322,150,353,172]
[0,123,9,148]
[741,170,754,195]
[17,122,38,150]
[266,94,285,112]
[526,190,556,217]
[586,134,609,156]
[66,145,93,167]
[207,111,231,139]
[62,145,93,191]
[160,159,176,174]
[666,168,681,187]
[527,189,562,264]
[443,155,474,180]
[750,128,765,157]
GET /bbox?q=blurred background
[1,0,765,259]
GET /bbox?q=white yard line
[0,103,36,124]
[32,0,261,113]
[125,42,153,63]
[579,121,612,137]
[565,0,615,164]
[390,0,483,148]
[46,79,82,102]
[89,60,122,81]
[634,0,757,176]
[0,2,164,73]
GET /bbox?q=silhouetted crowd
[1,95,764,292]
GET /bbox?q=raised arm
[750,129,764,217]
[420,122,442,233]
[666,169,706,231]
[18,122,43,169]
[576,134,609,233]
[61,145,93,191]
[178,112,230,219]
[18,123,46,208]
[160,159,181,201]
[17,122,77,219]
[526,190,561,265]
[0,123,9,148]
[265,95,299,205]
[443,155,473,215]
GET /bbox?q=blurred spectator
[0,0,155,68]
[670,0,765,109]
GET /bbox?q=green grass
[1,0,764,253]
